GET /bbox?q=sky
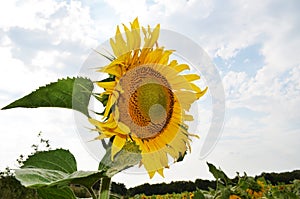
[0,0,300,188]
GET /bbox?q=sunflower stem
[87,187,97,199]
[98,177,111,199]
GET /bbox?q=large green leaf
[1,77,93,117]
[15,149,104,189]
[15,168,103,188]
[37,186,77,199]
[22,149,77,174]
[99,141,142,177]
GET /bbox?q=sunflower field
[130,163,300,199]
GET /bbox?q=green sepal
[94,93,109,107]
[99,141,142,177]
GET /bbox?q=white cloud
[0,0,60,30]
[0,0,109,96]
[103,0,147,20]
[31,50,71,69]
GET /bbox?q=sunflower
[89,18,207,178]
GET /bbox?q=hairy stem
[98,177,111,199]
[86,187,97,199]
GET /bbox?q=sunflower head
[89,18,207,178]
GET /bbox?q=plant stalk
[98,177,111,199]
[87,187,97,199]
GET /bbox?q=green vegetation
[1,166,299,198]
[128,168,300,199]
[1,133,299,199]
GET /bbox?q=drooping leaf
[15,168,68,188]
[207,162,231,185]
[99,141,142,177]
[37,186,77,199]
[1,77,93,117]
[22,149,77,174]
[15,168,104,188]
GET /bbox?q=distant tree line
[0,175,41,199]
[126,179,216,196]
[257,170,300,185]
[1,169,300,198]
[118,170,300,197]
[101,169,300,197]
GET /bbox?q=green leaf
[22,149,77,174]
[15,149,104,189]
[218,187,231,199]
[15,168,68,187]
[15,167,104,188]
[1,77,94,117]
[207,162,231,185]
[99,141,142,177]
[37,186,77,199]
[194,189,205,199]
[71,170,104,188]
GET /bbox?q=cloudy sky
[0,0,300,188]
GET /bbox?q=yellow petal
[131,18,141,50]
[144,24,160,48]
[123,24,134,51]
[96,81,116,91]
[166,145,179,160]
[183,114,194,121]
[196,87,208,99]
[183,74,200,82]
[142,153,162,179]
[174,91,198,111]
[98,64,122,78]
[174,64,190,73]
[189,83,201,93]
[110,39,120,57]
[158,50,173,65]
[94,133,108,140]
[117,122,131,134]
[113,26,127,57]
[111,135,127,160]
[157,168,164,177]
[103,94,117,117]
[131,17,140,29]
[88,118,102,127]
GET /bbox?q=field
[1,161,299,199]
[127,163,300,199]
[0,172,299,199]
[130,180,300,199]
